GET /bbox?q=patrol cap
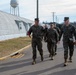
[49,22,52,26]
[64,17,69,21]
[35,18,39,21]
[53,22,56,24]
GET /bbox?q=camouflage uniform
[44,28,59,57]
[59,24,76,60]
[28,25,44,61]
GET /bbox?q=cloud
[0,0,76,23]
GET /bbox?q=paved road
[0,42,76,75]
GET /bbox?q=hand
[74,40,76,45]
[29,35,31,38]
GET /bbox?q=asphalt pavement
[0,41,76,75]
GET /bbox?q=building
[0,11,33,41]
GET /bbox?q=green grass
[0,37,31,58]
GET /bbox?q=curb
[0,44,31,61]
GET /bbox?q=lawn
[0,37,31,58]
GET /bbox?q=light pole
[56,16,57,23]
[52,12,55,22]
[37,0,39,18]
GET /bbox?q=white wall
[0,11,33,41]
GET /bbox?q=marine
[44,23,59,60]
[59,17,76,66]
[28,18,44,65]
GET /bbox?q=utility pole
[56,16,57,23]
[37,0,39,18]
[52,12,55,22]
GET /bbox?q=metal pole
[10,6,11,14]
[52,12,55,22]
[12,7,14,15]
[18,6,20,16]
[53,12,54,22]
[14,8,15,15]
[56,16,57,23]
[37,0,39,18]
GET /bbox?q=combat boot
[32,60,36,65]
[64,59,68,66]
[41,56,44,61]
[51,56,54,60]
[69,57,72,63]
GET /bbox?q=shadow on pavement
[0,54,49,73]
[12,67,76,75]
[12,63,63,75]
[48,69,76,75]
[0,54,49,66]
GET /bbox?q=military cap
[64,17,69,21]
[35,18,39,21]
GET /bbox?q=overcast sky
[0,0,76,23]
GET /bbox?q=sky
[0,0,76,23]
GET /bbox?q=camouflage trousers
[47,42,55,56]
[63,41,74,59]
[32,39,43,60]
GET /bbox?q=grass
[0,37,31,58]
